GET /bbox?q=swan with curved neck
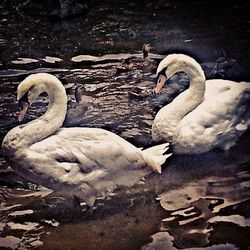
[2,73,171,206]
[152,54,250,154]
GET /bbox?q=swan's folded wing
[29,127,149,195]
[203,82,250,130]
[204,79,238,100]
[181,82,250,145]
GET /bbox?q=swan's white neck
[158,59,206,123]
[2,75,67,155]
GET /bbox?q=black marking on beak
[18,91,29,108]
[157,66,168,77]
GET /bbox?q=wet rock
[71,53,142,64]
[8,209,34,217]
[11,58,39,64]
[29,239,43,247]
[71,53,164,65]
[7,222,39,231]
[208,215,250,227]
[42,56,63,64]
[0,235,22,249]
[142,232,176,250]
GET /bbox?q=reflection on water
[1,142,250,249]
[1,0,250,249]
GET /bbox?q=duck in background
[64,85,95,127]
[202,49,244,80]
[117,43,158,73]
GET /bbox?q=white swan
[2,73,171,206]
[152,54,250,154]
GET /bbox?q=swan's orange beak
[154,75,167,93]
[18,101,29,122]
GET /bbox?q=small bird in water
[64,85,95,126]
[117,43,157,72]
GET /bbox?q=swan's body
[152,54,250,154]
[2,73,170,205]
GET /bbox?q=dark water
[0,1,250,249]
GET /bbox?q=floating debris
[71,53,141,63]
[0,204,22,212]
[42,56,63,64]
[208,215,250,227]
[142,232,175,250]
[11,58,39,64]
[71,53,164,64]
[8,209,34,217]
[0,236,22,249]
[29,240,43,247]
[42,219,60,227]
[7,222,39,231]
[162,217,176,222]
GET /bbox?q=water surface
[0,1,250,249]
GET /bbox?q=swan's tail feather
[142,143,172,173]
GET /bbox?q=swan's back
[28,127,149,198]
[204,79,239,100]
[179,80,250,151]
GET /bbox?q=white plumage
[2,73,171,206]
[152,54,250,154]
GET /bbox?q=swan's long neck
[2,76,67,155]
[161,60,206,122]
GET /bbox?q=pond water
[0,0,250,249]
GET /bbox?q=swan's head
[17,73,61,121]
[155,54,200,93]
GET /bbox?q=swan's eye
[18,91,29,107]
